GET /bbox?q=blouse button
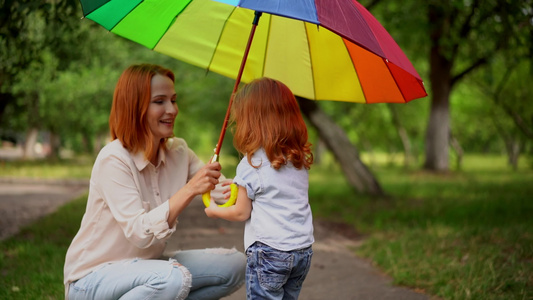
[156,192,160,196]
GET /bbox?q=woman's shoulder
[97,139,127,156]
[93,139,132,163]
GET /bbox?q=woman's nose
[166,102,178,114]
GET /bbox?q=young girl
[205,77,314,300]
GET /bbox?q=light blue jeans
[246,242,313,300]
[68,248,246,300]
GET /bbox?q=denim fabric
[68,248,245,300]
[246,242,313,300]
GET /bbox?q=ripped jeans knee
[167,258,193,300]
[169,248,246,300]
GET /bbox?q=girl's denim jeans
[245,242,313,300]
[67,248,246,300]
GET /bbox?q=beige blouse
[64,137,205,290]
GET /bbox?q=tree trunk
[23,127,38,159]
[424,9,453,172]
[388,104,412,168]
[297,97,385,196]
[424,74,451,171]
[94,132,109,154]
[449,131,463,170]
[313,138,326,165]
[506,140,520,170]
[49,131,61,160]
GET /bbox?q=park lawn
[0,194,87,299]
[309,154,533,300]
[0,154,532,299]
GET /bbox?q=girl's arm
[204,185,251,222]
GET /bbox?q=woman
[64,64,246,300]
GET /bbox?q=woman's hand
[186,162,222,196]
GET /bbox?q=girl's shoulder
[241,148,270,167]
[165,137,188,151]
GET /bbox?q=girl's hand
[219,179,233,199]
[204,199,219,218]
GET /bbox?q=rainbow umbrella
[79,0,427,158]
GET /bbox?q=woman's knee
[204,248,246,286]
[170,260,193,300]
[156,260,192,300]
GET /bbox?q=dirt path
[0,178,430,300]
[0,178,89,240]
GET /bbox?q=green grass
[0,156,94,179]
[310,154,533,300]
[0,154,531,299]
[0,195,87,299]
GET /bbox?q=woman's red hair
[109,64,175,161]
[231,77,313,170]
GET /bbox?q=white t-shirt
[233,148,314,252]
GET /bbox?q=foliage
[450,53,533,167]
[364,0,533,171]
[1,0,532,174]
[0,0,236,156]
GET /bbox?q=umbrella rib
[305,24,317,101]
[151,1,196,50]
[98,1,143,32]
[205,7,237,74]
[261,14,271,78]
[383,59,408,103]
[341,39,368,103]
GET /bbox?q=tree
[0,0,80,120]
[424,0,532,171]
[1,0,88,157]
[1,1,150,157]
[472,55,533,168]
[365,0,532,171]
[297,97,385,196]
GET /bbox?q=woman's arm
[204,185,252,222]
[167,161,222,227]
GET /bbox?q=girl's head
[109,64,177,161]
[231,77,313,170]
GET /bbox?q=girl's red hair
[231,77,313,170]
[109,64,175,161]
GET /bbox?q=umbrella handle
[201,154,238,207]
[212,11,263,159]
[203,12,262,208]
[202,183,238,208]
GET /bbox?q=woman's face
[147,74,178,143]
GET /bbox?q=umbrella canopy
[80,0,427,104]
